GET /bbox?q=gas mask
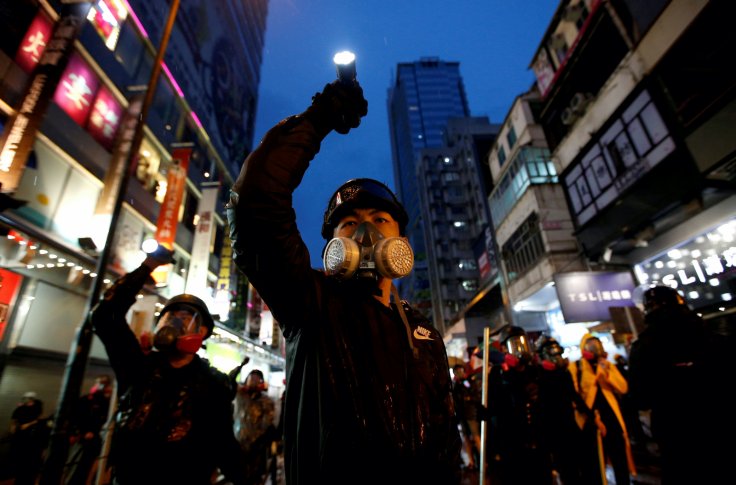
[153,309,204,354]
[539,341,567,371]
[503,335,532,368]
[582,337,605,361]
[323,222,414,281]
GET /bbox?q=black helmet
[499,325,532,360]
[643,285,685,313]
[159,294,215,339]
[321,178,408,240]
[536,335,566,370]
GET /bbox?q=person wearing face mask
[226,79,461,485]
[89,249,246,485]
[569,334,636,485]
[535,336,600,485]
[480,326,553,485]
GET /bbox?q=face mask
[540,343,566,371]
[153,311,203,354]
[582,338,605,361]
[323,222,414,280]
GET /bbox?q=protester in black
[483,326,553,485]
[628,285,733,484]
[233,369,277,485]
[227,79,462,484]
[65,375,113,485]
[536,335,597,485]
[90,251,246,485]
[7,392,50,485]
[452,363,480,470]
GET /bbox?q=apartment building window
[498,145,507,167]
[506,126,517,149]
[502,212,545,281]
[461,279,478,292]
[458,259,477,270]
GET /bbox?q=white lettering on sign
[567,290,632,303]
[655,246,736,289]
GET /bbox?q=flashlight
[333,51,356,84]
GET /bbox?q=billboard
[553,271,636,323]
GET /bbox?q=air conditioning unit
[561,107,579,126]
[563,3,585,23]
[570,92,593,114]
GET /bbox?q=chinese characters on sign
[14,11,53,73]
[553,271,637,323]
[0,3,92,192]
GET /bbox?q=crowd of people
[2,75,731,485]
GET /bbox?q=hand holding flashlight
[334,51,357,84]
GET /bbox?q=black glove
[305,80,368,135]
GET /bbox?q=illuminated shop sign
[634,219,736,310]
[87,0,127,50]
[53,53,100,126]
[553,271,636,323]
[86,84,122,150]
[15,10,53,73]
[564,90,675,227]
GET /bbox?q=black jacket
[227,114,462,484]
[91,265,246,485]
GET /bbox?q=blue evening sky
[253,0,559,268]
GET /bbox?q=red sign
[86,85,122,150]
[0,269,24,342]
[154,147,192,249]
[14,11,53,73]
[53,53,100,126]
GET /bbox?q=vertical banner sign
[0,2,93,193]
[151,147,191,285]
[154,147,191,248]
[184,182,220,297]
[214,232,234,322]
[89,94,143,248]
[93,96,144,213]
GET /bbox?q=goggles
[155,308,201,336]
[504,335,531,358]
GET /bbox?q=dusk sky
[252,0,559,268]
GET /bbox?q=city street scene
[0,0,733,483]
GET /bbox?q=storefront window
[634,218,736,313]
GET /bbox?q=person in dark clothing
[7,392,50,485]
[452,364,480,470]
[65,375,113,485]
[89,250,246,485]
[536,335,597,485]
[628,285,733,484]
[233,369,277,485]
[226,78,462,485]
[483,326,554,485]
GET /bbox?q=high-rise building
[387,58,470,327]
[417,117,501,335]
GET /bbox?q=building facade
[491,0,736,349]
[387,58,471,327]
[0,0,284,393]
[417,117,500,337]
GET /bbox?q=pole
[478,326,490,485]
[39,1,181,482]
